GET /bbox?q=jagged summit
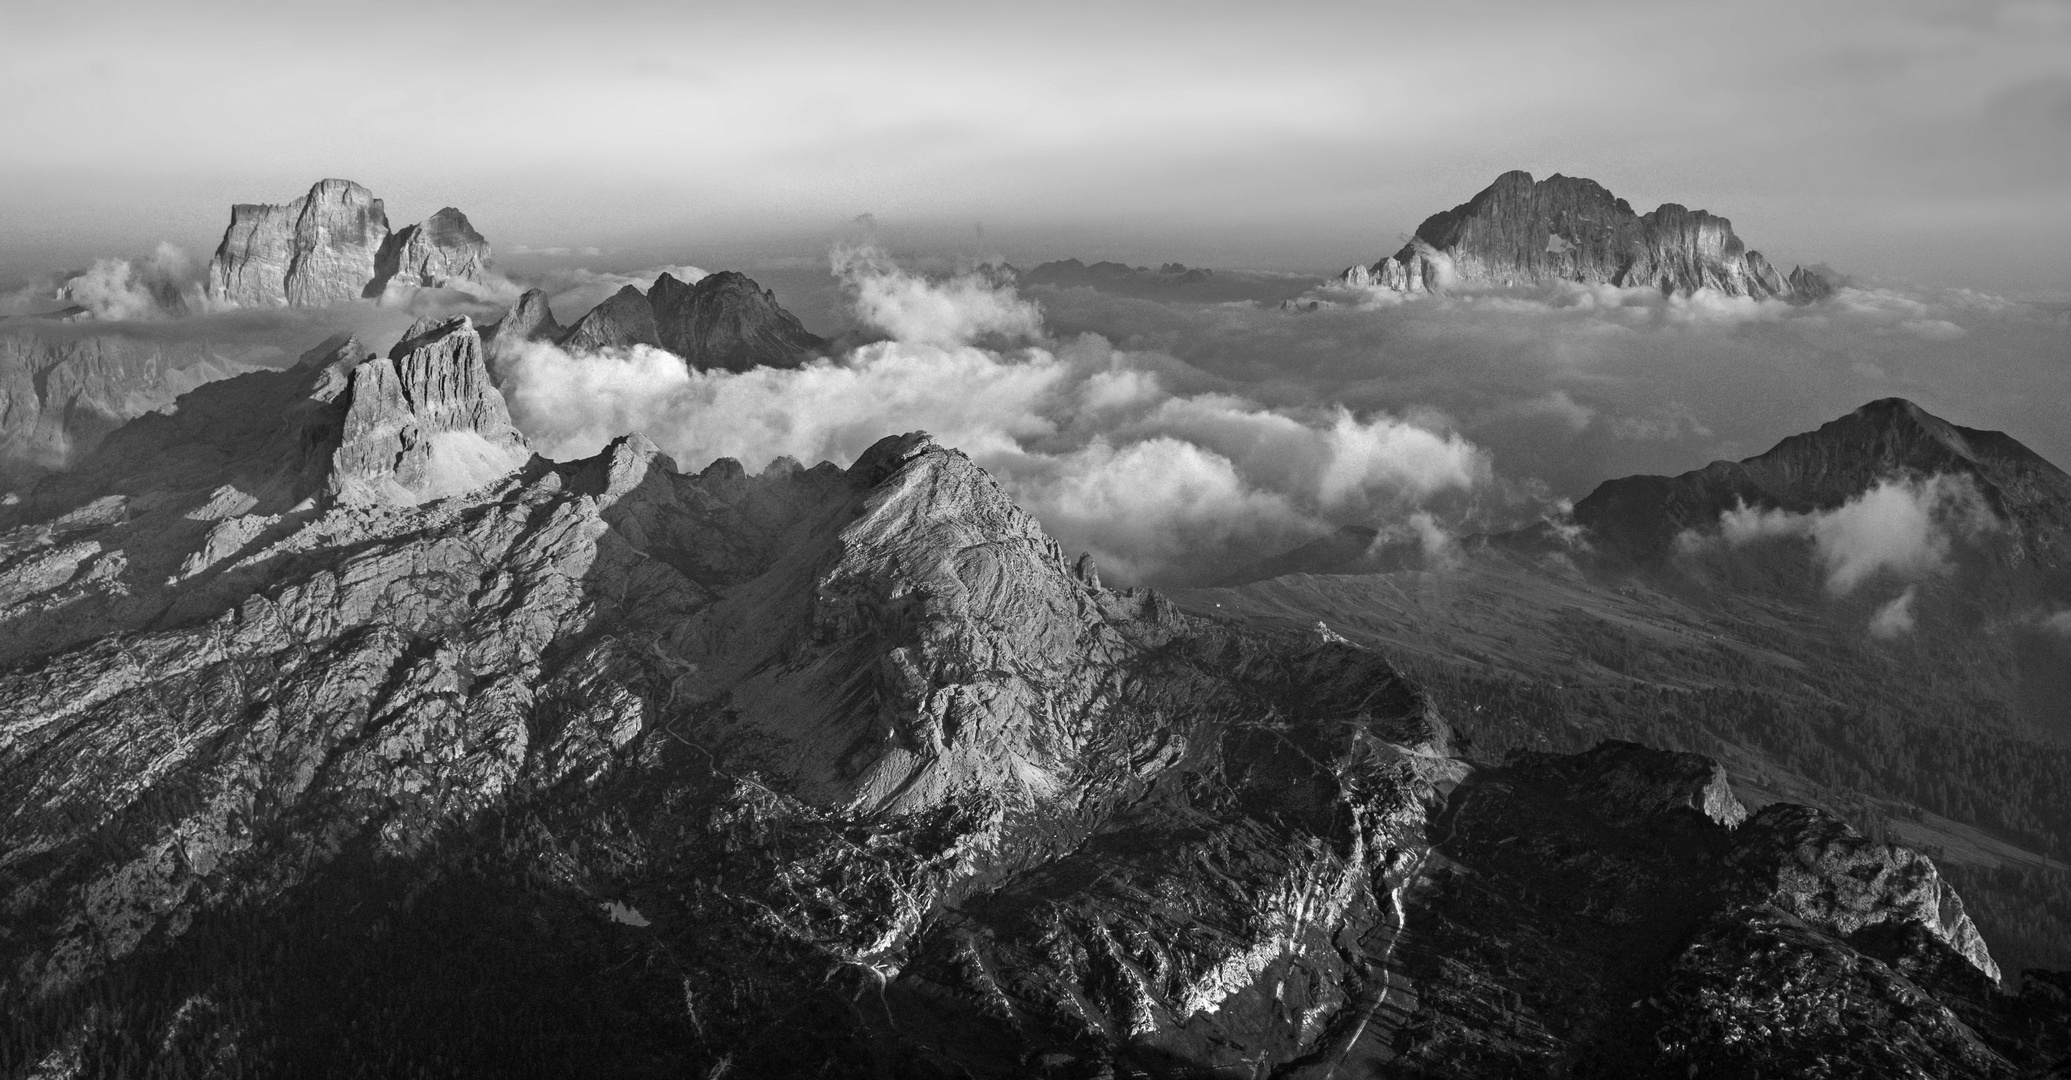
[650,270,825,373]
[559,284,660,353]
[492,270,824,372]
[204,180,493,308]
[1343,170,1835,301]
[328,315,529,506]
[375,206,490,293]
[1574,397,2071,563]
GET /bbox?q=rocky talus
[203,180,494,307]
[0,337,2064,1075]
[1343,170,1834,301]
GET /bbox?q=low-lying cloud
[1869,585,1919,639]
[1022,272,2071,508]
[1690,474,1998,595]
[498,249,1488,584]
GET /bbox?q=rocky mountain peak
[328,315,529,506]
[1343,170,1834,301]
[559,284,662,353]
[204,181,493,308]
[375,206,491,294]
[529,270,824,371]
[1572,397,2071,564]
[481,287,565,366]
[652,269,825,372]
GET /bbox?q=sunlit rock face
[376,207,491,292]
[203,180,493,307]
[327,316,529,506]
[1344,170,1834,301]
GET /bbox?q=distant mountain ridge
[1574,397,2071,566]
[1343,170,1835,301]
[204,179,492,307]
[487,271,825,373]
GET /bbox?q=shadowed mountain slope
[1574,397,2071,567]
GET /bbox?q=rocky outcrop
[326,316,529,506]
[1343,170,1834,301]
[375,207,490,292]
[1574,397,2071,565]
[648,270,825,372]
[203,180,492,307]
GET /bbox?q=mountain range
[0,311,2068,1076]
[489,270,826,373]
[1342,171,1836,300]
[1,174,2069,1077]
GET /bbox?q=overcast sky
[3,0,2067,296]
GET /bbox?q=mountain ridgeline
[485,270,826,373]
[1343,170,1836,301]
[0,290,2067,1076]
[1574,397,2071,568]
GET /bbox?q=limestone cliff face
[1344,171,1834,301]
[375,207,491,292]
[205,180,390,307]
[203,181,492,307]
[327,316,530,506]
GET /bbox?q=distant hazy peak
[524,270,824,373]
[1573,396,2071,564]
[203,180,493,308]
[1343,170,1835,302]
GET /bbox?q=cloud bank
[1023,274,2071,508]
[497,250,1488,584]
[1690,474,1998,595]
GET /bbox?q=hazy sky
[3,0,2067,296]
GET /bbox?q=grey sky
[2,0,2067,296]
